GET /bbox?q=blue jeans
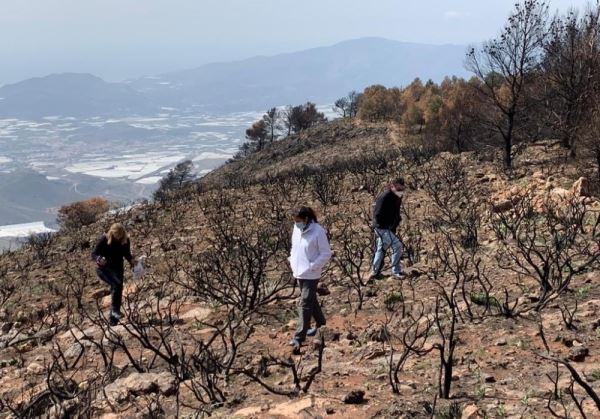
[96,267,123,315]
[372,228,403,275]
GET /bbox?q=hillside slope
[0,120,599,418]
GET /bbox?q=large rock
[571,177,590,197]
[462,404,480,419]
[568,347,589,362]
[59,327,86,341]
[269,397,324,417]
[104,372,176,403]
[550,187,570,200]
[26,362,44,375]
[343,389,365,404]
[492,199,514,213]
[179,307,212,322]
[91,288,111,300]
[366,324,390,343]
[232,405,264,417]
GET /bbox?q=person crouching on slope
[288,207,332,350]
[370,177,406,280]
[92,223,135,325]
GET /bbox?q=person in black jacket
[92,223,134,325]
[370,178,405,279]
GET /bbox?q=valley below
[0,109,265,229]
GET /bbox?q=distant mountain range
[0,38,470,119]
[0,73,156,119]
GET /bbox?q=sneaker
[290,338,302,355]
[306,328,319,337]
[368,272,384,281]
[392,272,406,279]
[109,311,122,326]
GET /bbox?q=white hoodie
[289,222,332,280]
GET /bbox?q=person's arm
[373,192,387,227]
[289,227,296,258]
[310,228,333,272]
[92,236,107,266]
[288,227,298,265]
[390,197,402,232]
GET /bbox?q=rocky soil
[0,120,599,418]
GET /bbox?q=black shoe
[290,339,302,354]
[109,311,121,326]
[369,272,384,281]
[307,324,325,337]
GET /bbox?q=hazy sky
[0,0,592,85]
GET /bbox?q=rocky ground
[0,120,599,418]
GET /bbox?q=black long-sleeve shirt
[91,235,133,278]
[373,189,402,231]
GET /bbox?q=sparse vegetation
[4,1,600,417]
[153,159,195,203]
[57,196,110,230]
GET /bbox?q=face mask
[295,222,307,231]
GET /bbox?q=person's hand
[96,256,107,267]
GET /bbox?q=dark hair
[293,206,318,223]
[393,177,405,186]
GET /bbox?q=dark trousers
[96,267,123,315]
[294,279,326,342]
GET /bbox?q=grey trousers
[294,279,326,342]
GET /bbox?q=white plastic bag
[132,255,146,280]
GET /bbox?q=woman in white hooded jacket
[289,206,332,349]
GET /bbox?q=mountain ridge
[0,38,470,118]
[0,73,157,119]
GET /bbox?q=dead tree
[492,192,600,309]
[467,0,549,168]
[179,192,294,313]
[386,301,433,394]
[537,321,600,417]
[398,200,424,266]
[26,232,57,265]
[559,301,579,331]
[331,215,374,310]
[542,5,600,156]
[343,151,396,197]
[309,168,345,206]
[238,334,325,397]
[0,262,16,310]
[423,154,481,249]
[426,224,478,399]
